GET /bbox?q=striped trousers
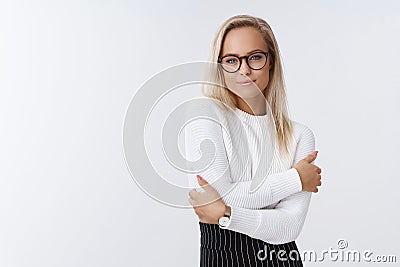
[199,222,303,267]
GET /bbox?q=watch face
[218,216,230,227]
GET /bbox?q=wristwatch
[218,205,232,228]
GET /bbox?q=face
[220,27,272,99]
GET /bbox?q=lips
[237,80,256,85]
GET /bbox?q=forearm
[212,167,302,209]
[217,124,316,210]
[225,191,312,244]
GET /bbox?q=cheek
[222,73,237,91]
[255,70,270,91]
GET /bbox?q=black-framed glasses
[217,51,269,73]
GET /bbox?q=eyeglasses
[218,51,269,73]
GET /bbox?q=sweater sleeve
[184,108,302,209]
[223,126,315,244]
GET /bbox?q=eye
[249,54,262,61]
[223,57,238,65]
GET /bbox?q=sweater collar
[234,107,269,123]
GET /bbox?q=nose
[238,58,251,76]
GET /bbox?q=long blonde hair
[202,14,295,155]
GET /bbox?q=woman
[185,14,322,266]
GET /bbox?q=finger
[313,187,319,193]
[189,189,200,200]
[197,175,211,189]
[316,166,322,174]
[188,196,194,206]
[304,151,318,163]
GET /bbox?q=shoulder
[206,97,231,115]
[188,97,229,115]
[184,97,230,133]
[195,97,233,124]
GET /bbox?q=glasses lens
[220,56,240,72]
[247,52,267,70]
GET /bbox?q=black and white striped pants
[199,222,303,267]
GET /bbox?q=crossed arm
[223,127,314,244]
[184,116,304,209]
[185,113,315,244]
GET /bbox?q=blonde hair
[202,14,295,155]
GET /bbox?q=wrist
[225,205,231,217]
[218,205,232,228]
[294,167,304,190]
[217,204,231,220]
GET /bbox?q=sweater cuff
[222,206,261,236]
[270,168,302,201]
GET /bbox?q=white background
[1,0,399,266]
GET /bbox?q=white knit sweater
[184,98,315,244]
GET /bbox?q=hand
[188,175,226,224]
[294,151,322,193]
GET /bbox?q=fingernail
[312,151,318,156]
[196,175,202,181]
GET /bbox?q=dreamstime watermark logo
[337,238,348,249]
[257,239,397,263]
[122,62,277,208]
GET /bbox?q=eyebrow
[220,49,265,57]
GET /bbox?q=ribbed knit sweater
[184,98,315,245]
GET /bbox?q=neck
[235,95,267,116]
